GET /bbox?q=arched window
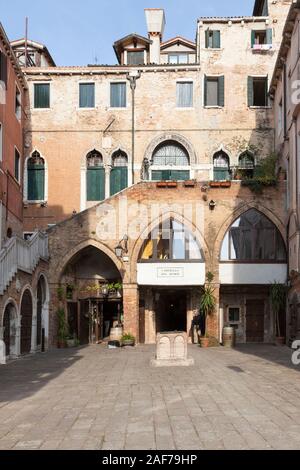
[86,150,105,202]
[27,151,45,201]
[238,151,255,178]
[110,150,128,196]
[139,219,203,262]
[213,151,230,181]
[151,141,190,181]
[220,209,286,262]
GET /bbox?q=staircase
[0,232,49,295]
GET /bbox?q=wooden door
[3,308,10,356]
[21,290,33,354]
[246,299,265,343]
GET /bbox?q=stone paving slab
[0,344,299,450]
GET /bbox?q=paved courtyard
[0,344,300,450]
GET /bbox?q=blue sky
[2,0,254,65]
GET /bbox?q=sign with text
[157,267,184,278]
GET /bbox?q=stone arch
[56,239,126,285]
[130,211,210,282]
[20,287,34,355]
[80,146,107,168]
[1,299,19,359]
[144,133,197,165]
[110,146,131,167]
[215,203,287,261]
[211,144,233,164]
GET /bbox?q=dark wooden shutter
[28,164,45,201]
[87,167,105,201]
[218,76,225,107]
[110,167,128,196]
[0,51,7,88]
[34,84,50,108]
[213,31,221,48]
[247,77,254,107]
[204,75,207,106]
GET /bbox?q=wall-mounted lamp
[115,235,129,259]
[209,200,217,211]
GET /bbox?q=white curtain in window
[177,82,193,107]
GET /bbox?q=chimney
[145,8,165,64]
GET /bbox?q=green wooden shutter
[34,84,50,108]
[218,76,225,107]
[251,30,256,48]
[170,170,190,181]
[247,77,254,107]
[214,168,229,181]
[213,31,221,48]
[266,28,272,45]
[205,30,209,48]
[204,75,207,106]
[110,167,128,196]
[28,165,45,201]
[87,168,105,201]
[151,170,163,181]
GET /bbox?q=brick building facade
[0,0,297,357]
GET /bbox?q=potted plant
[220,181,231,188]
[167,181,178,188]
[57,308,68,348]
[114,282,123,298]
[184,180,196,187]
[199,273,216,348]
[270,282,286,345]
[121,333,136,347]
[156,181,167,188]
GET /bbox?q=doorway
[155,290,187,333]
[246,299,265,342]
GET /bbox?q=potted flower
[199,273,216,348]
[57,308,68,348]
[121,333,136,347]
[270,282,286,345]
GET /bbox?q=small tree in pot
[270,282,286,345]
[200,273,216,348]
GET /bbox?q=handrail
[0,232,49,295]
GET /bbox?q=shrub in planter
[199,272,216,348]
[121,333,136,347]
[57,308,68,348]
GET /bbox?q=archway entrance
[3,303,18,358]
[62,245,123,345]
[155,289,187,333]
[20,290,33,354]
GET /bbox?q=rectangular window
[176,82,193,107]
[127,51,144,65]
[204,76,224,107]
[168,54,189,64]
[248,76,268,107]
[0,123,2,162]
[34,83,50,108]
[110,82,126,108]
[278,99,283,135]
[15,86,21,120]
[251,29,272,49]
[228,307,240,323]
[205,30,221,49]
[14,148,20,182]
[79,83,95,108]
[0,50,7,88]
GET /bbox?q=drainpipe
[127,71,141,186]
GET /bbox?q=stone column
[206,283,220,341]
[123,284,139,343]
[16,317,21,357]
[31,297,38,354]
[42,301,50,351]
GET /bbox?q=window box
[167,181,178,188]
[156,181,168,188]
[220,181,231,188]
[184,180,196,187]
[209,181,221,188]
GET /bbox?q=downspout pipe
[127,71,141,186]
